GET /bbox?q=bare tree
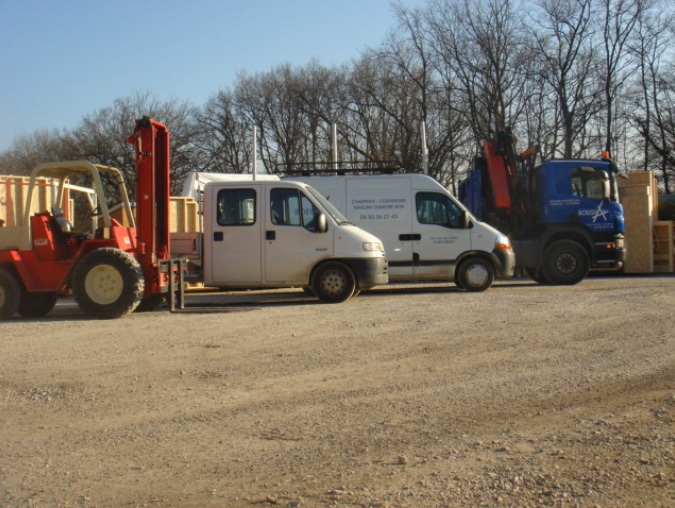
[196,89,253,174]
[629,0,675,191]
[0,129,73,176]
[69,92,200,196]
[235,65,316,173]
[528,0,602,158]
[598,0,642,156]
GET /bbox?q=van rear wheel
[312,262,356,303]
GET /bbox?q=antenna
[421,121,429,175]
[252,125,257,180]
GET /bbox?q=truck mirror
[315,212,327,233]
[462,210,471,229]
[597,169,610,200]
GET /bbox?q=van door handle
[399,234,421,241]
[214,232,223,242]
[266,231,276,240]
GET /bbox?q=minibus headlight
[495,234,512,250]
[362,241,384,252]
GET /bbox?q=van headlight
[362,241,384,252]
[495,234,512,250]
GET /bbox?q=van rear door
[412,190,472,280]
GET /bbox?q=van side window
[416,192,464,228]
[271,188,320,231]
[217,188,256,225]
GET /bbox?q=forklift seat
[51,207,74,232]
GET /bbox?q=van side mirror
[315,212,327,233]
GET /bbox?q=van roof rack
[278,161,406,176]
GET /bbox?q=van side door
[413,191,472,281]
[207,184,263,285]
[265,186,332,284]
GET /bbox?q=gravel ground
[1,275,674,508]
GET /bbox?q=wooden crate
[653,221,674,273]
[1,175,73,227]
[170,197,200,233]
[619,178,655,273]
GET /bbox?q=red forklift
[0,117,173,319]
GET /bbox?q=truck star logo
[591,202,609,223]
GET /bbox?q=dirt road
[1,275,674,507]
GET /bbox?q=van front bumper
[346,256,388,289]
[492,247,516,279]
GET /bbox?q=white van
[285,173,514,291]
[175,173,388,303]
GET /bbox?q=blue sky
[0,0,426,152]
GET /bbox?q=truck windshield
[305,185,352,225]
[570,167,610,200]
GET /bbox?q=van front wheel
[457,257,494,292]
[312,262,356,303]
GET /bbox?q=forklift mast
[127,117,171,287]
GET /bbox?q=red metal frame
[483,139,513,216]
[127,117,171,297]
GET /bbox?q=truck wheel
[72,248,145,319]
[526,267,551,285]
[0,269,21,320]
[456,257,494,292]
[311,262,356,303]
[18,290,58,318]
[542,240,589,285]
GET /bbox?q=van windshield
[305,185,352,225]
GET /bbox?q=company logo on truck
[578,202,609,223]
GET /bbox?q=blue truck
[458,129,626,285]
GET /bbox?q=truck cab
[458,128,626,285]
[528,159,626,270]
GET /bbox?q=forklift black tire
[542,240,590,285]
[311,262,356,303]
[72,248,145,319]
[0,269,21,320]
[456,257,494,292]
[18,290,58,318]
[135,294,166,312]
